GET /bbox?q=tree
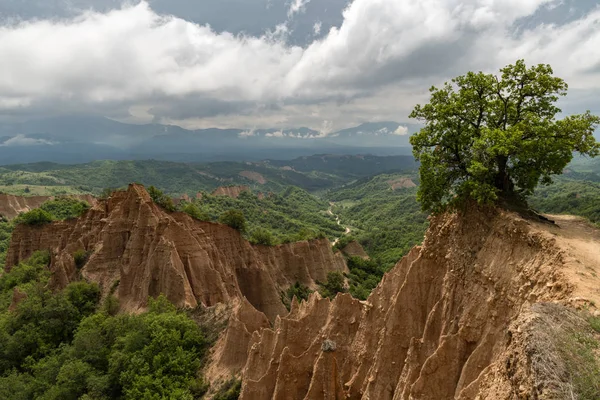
[410,60,600,212]
[182,203,210,221]
[249,227,275,246]
[147,186,176,212]
[40,198,90,220]
[319,271,346,299]
[219,210,247,233]
[17,208,54,226]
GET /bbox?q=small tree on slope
[410,60,600,213]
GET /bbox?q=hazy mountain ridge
[0,116,416,164]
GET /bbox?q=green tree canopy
[410,60,600,212]
[219,209,247,233]
[147,186,176,212]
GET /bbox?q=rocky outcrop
[387,177,417,190]
[238,206,600,399]
[211,185,250,198]
[205,298,271,385]
[5,184,346,321]
[0,193,96,220]
[341,241,369,259]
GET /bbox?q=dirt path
[535,214,600,307]
[328,202,351,246]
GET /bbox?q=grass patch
[558,320,600,399]
[213,378,241,400]
[589,316,600,334]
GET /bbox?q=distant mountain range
[0,116,418,164]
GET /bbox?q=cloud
[313,21,322,36]
[392,126,409,136]
[288,0,311,18]
[265,130,285,138]
[239,128,257,138]
[0,0,598,132]
[0,134,54,147]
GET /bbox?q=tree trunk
[495,156,513,194]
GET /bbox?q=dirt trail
[328,202,351,246]
[534,214,600,307]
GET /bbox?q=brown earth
[239,171,267,184]
[211,185,250,199]
[341,241,369,259]
[388,177,417,190]
[0,193,96,220]
[235,206,600,399]
[5,184,346,321]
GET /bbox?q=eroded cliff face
[0,193,96,220]
[238,207,600,399]
[341,241,369,259]
[211,185,250,198]
[5,184,346,321]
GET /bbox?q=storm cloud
[0,0,599,131]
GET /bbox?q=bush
[102,295,120,316]
[590,316,600,334]
[148,186,176,212]
[65,281,101,317]
[183,203,210,221]
[319,271,346,299]
[249,228,275,246]
[213,378,242,400]
[219,210,247,233]
[0,250,50,294]
[282,282,313,310]
[0,218,14,266]
[17,208,54,226]
[40,198,90,220]
[73,249,90,269]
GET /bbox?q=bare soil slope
[236,206,600,399]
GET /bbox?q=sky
[0,0,599,132]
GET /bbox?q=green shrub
[0,250,50,294]
[0,218,14,266]
[40,198,90,220]
[219,210,247,233]
[282,282,313,310]
[213,378,242,400]
[148,185,176,212]
[65,281,101,317]
[102,295,120,316]
[319,271,346,299]
[73,249,90,269]
[590,316,600,334]
[17,208,54,226]
[183,203,210,221]
[249,228,275,246]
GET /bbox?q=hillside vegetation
[327,174,428,268]
[0,156,416,197]
[186,186,344,243]
[529,178,600,226]
[0,252,215,400]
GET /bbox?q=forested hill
[0,155,416,196]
